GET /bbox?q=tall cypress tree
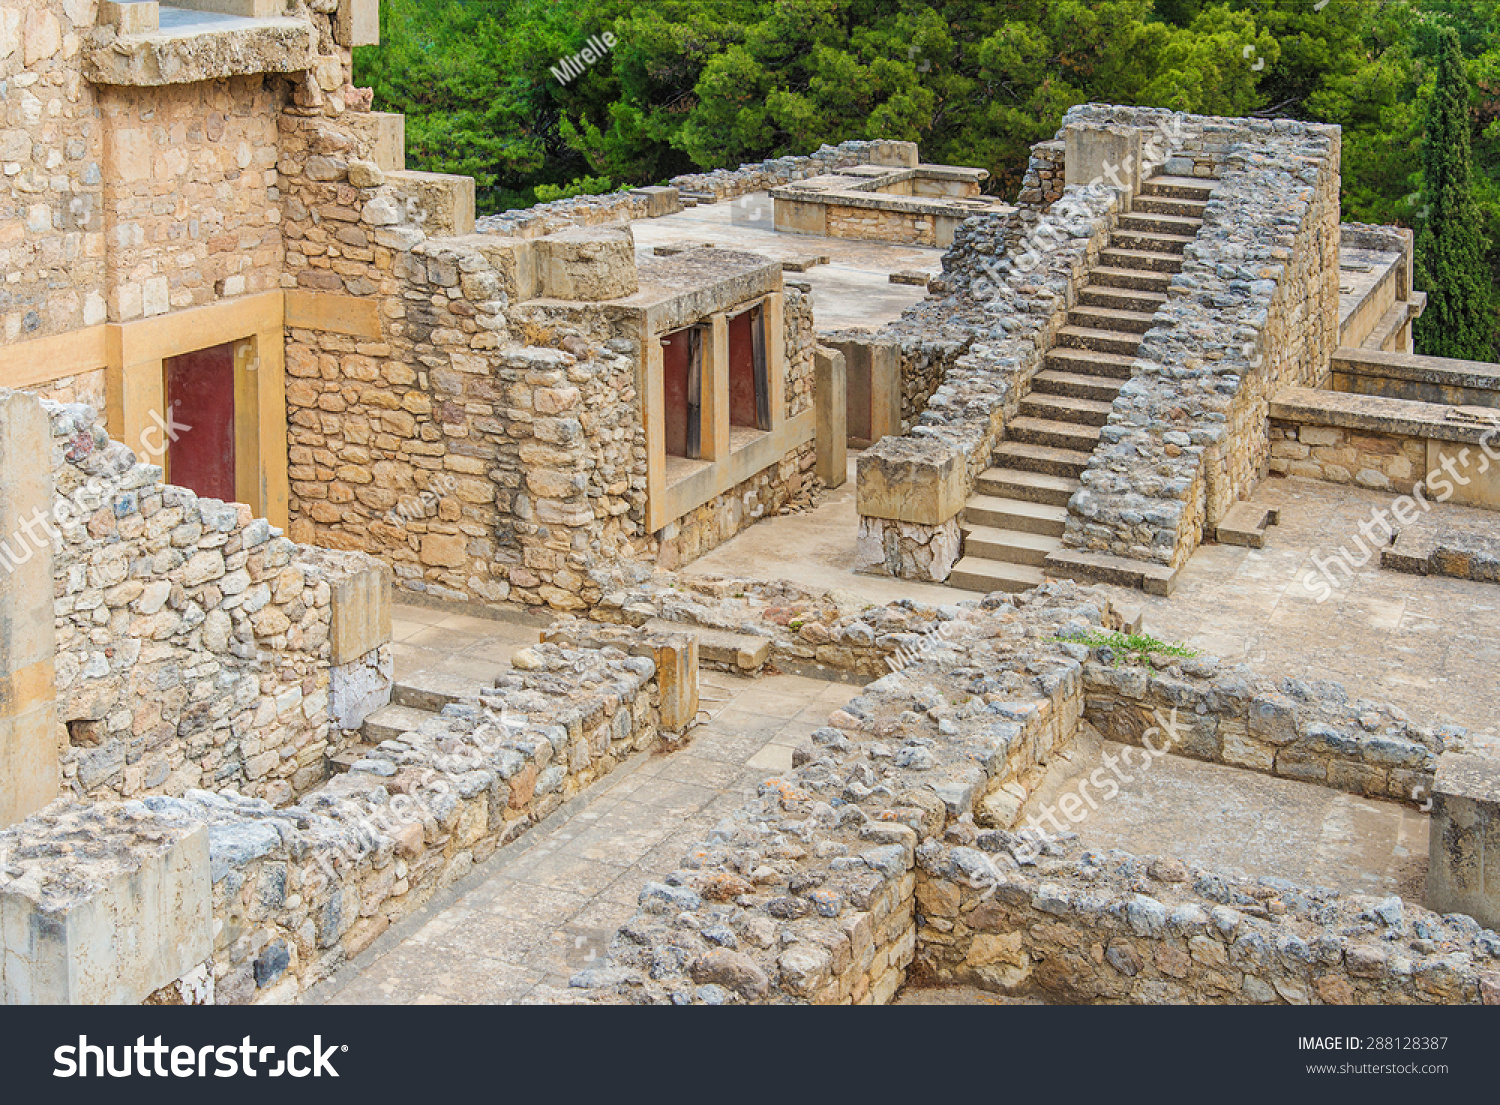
[1414,25,1495,361]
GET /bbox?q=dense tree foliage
[1414,26,1494,359]
[355,0,1500,357]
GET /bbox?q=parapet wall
[1063,109,1341,568]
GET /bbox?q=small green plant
[1056,629,1199,668]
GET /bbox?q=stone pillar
[828,336,899,448]
[328,560,393,730]
[813,347,847,488]
[855,437,966,582]
[1064,124,1142,211]
[652,633,699,735]
[1428,753,1500,931]
[0,390,59,827]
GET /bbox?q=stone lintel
[83,17,313,87]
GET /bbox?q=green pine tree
[1413,24,1495,360]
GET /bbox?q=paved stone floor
[1091,475,1500,739]
[388,602,546,683]
[1020,729,1430,902]
[630,191,942,332]
[312,669,858,1004]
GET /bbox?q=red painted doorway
[165,342,237,502]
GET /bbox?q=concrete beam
[0,391,59,828]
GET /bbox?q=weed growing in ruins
[1059,629,1199,667]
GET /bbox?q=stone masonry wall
[99,76,284,320]
[0,639,661,1004]
[1082,654,1455,804]
[916,839,1499,1004]
[1268,419,1427,494]
[1064,108,1342,568]
[43,400,384,807]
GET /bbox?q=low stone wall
[43,401,390,808]
[916,840,1499,1004]
[0,638,661,1004]
[1061,108,1342,571]
[666,139,919,203]
[1331,349,1500,408]
[1083,658,1454,804]
[1269,387,1500,509]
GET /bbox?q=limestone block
[814,347,847,488]
[0,824,211,1004]
[868,141,919,168]
[535,226,638,301]
[349,111,406,173]
[0,391,58,827]
[1427,440,1500,511]
[335,0,380,47]
[386,170,476,238]
[856,437,966,526]
[330,560,391,665]
[828,335,900,445]
[629,186,681,218]
[1065,124,1142,208]
[170,0,284,14]
[652,634,699,734]
[101,0,159,34]
[1428,752,1500,931]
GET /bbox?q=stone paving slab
[311,671,857,1004]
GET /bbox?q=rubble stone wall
[0,640,660,1004]
[1082,657,1452,804]
[44,400,384,807]
[916,841,1498,1004]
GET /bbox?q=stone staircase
[330,669,506,771]
[950,174,1217,594]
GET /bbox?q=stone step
[1054,325,1141,357]
[948,556,1046,595]
[974,467,1080,507]
[1109,229,1193,255]
[993,440,1092,479]
[1133,195,1207,219]
[1088,265,1173,294]
[1020,391,1115,427]
[1030,368,1126,403]
[1099,247,1184,274]
[960,524,1062,567]
[1008,415,1101,452]
[645,618,770,672]
[392,669,499,713]
[1077,286,1166,313]
[1216,501,1282,548]
[362,703,438,744]
[1140,174,1216,201]
[1044,347,1137,380]
[1067,305,1158,335]
[1117,211,1201,237]
[964,494,1069,536]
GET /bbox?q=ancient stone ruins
[1,0,1498,1006]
